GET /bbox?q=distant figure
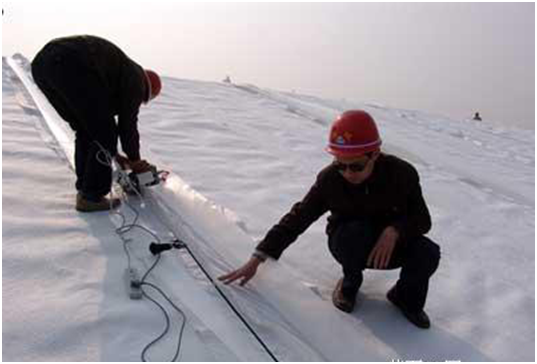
[219,110,441,329]
[473,112,482,121]
[223,75,231,83]
[31,35,162,212]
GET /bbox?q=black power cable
[117,199,188,362]
[139,254,187,362]
[101,146,278,362]
[97,146,188,362]
[150,240,279,362]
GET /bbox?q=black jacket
[256,154,432,260]
[36,35,148,160]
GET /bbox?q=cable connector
[125,267,143,300]
[172,238,187,250]
[149,239,187,255]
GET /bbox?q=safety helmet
[144,69,162,102]
[326,110,382,157]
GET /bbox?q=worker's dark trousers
[31,43,117,200]
[328,220,440,312]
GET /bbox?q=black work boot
[332,278,356,313]
[76,193,121,212]
[387,285,431,329]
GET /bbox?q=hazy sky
[2,1,535,129]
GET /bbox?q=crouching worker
[31,35,162,212]
[219,110,440,329]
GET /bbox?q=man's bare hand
[114,156,153,173]
[131,159,153,173]
[115,154,130,169]
[367,226,399,269]
[218,256,264,286]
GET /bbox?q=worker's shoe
[332,278,356,313]
[387,285,431,329]
[76,193,121,212]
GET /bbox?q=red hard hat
[326,110,382,157]
[144,69,162,101]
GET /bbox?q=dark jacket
[256,154,432,260]
[38,35,148,160]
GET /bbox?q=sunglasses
[333,159,370,173]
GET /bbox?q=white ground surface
[3,55,534,361]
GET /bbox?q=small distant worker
[473,112,482,121]
[31,35,162,212]
[219,110,441,329]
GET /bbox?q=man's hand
[115,154,130,170]
[131,159,153,173]
[367,226,400,269]
[114,155,153,173]
[218,256,264,286]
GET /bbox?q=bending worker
[32,35,161,212]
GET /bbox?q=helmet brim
[325,143,381,158]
